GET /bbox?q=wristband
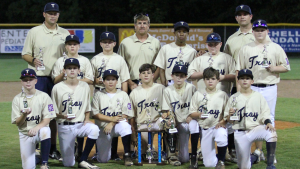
[264,119,272,125]
[32,58,36,64]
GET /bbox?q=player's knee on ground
[86,123,100,139]
[39,127,51,141]
[203,157,217,168]
[215,128,228,147]
[117,122,132,137]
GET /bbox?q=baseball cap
[65,35,80,44]
[172,65,188,75]
[100,31,116,42]
[237,69,253,79]
[64,58,80,69]
[174,21,189,32]
[44,2,59,12]
[206,33,221,43]
[235,4,252,15]
[20,68,37,79]
[252,19,268,29]
[102,69,119,80]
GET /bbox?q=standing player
[161,64,199,167]
[118,13,161,89]
[224,69,277,169]
[91,69,134,166]
[154,21,197,86]
[22,2,70,159]
[52,34,94,85]
[236,20,290,162]
[51,58,100,169]
[12,68,56,169]
[189,67,229,169]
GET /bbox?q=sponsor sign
[68,29,95,53]
[269,29,300,52]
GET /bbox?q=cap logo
[51,4,55,8]
[258,20,261,25]
[71,35,74,38]
[244,69,247,73]
[109,70,112,73]
[179,66,182,70]
[26,70,29,73]
[211,35,215,38]
[180,22,184,25]
[240,5,244,9]
[70,59,73,62]
[106,33,109,37]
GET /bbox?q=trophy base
[261,65,269,68]
[169,128,178,133]
[230,116,239,121]
[201,114,209,118]
[135,161,165,166]
[67,114,76,118]
[37,66,45,71]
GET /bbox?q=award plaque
[117,98,127,122]
[37,47,45,71]
[230,96,239,121]
[261,45,269,68]
[200,93,209,118]
[208,53,214,67]
[67,93,76,118]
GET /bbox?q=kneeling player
[12,68,56,169]
[224,69,277,169]
[189,67,229,169]
[162,64,199,167]
[51,58,100,169]
[91,69,134,166]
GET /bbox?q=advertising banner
[269,29,300,52]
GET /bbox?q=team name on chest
[238,107,258,122]
[198,105,220,118]
[101,107,120,116]
[78,72,84,79]
[249,55,271,69]
[171,101,190,111]
[62,100,82,112]
[25,115,40,124]
[97,67,104,78]
[137,99,158,113]
[167,57,190,68]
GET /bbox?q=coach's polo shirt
[118,33,161,80]
[22,23,70,76]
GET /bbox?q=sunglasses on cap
[207,36,221,41]
[253,23,267,28]
[134,13,149,18]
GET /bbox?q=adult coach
[118,13,161,89]
[22,2,70,159]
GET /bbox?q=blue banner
[269,29,300,52]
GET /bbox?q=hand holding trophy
[37,47,45,71]
[230,96,239,121]
[21,87,30,113]
[200,93,209,118]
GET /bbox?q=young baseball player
[52,34,94,85]
[236,19,290,163]
[154,21,197,86]
[51,58,100,169]
[189,67,229,169]
[91,69,134,166]
[161,64,199,167]
[224,69,277,169]
[22,2,70,160]
[12,68,56,169]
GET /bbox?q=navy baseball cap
[44,2,59,12]
[235,4,252,15]
[172,65,188,75]
[64,58,80,69]
[238,69,253,79]
[174,21,189,32]
[20,68,37,79]
[100,31,116,42]
[102,69,119,80]
[65,35,80,44]
[252,19,268,29]
[206,33,221,43]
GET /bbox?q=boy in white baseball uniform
[91,69,134,166]
[189,67,229,169]
[51,58,100,169]
[162,64,199,168]
[154,21,197,86]
[12,68,56,169]
[224,69,277,169]
[52,34,94,85]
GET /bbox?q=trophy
[67,93,76,118]
[168,110,178,133]
[200,93,209,118]
[208,53,214,67]
[37,47,45,71]
[230,96,239,120]
[117,98,127,122]
[146,109,152,131]
[21,87,29,111]
[177,48,184,65]
[261,45,269,68]
[98,58,107,82]
[146,144,154,163]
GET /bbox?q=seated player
[51,58,100,169]
[224,69,277,169]
[91,69,134,166]
[189,67,229,169]
[12,68,56,169]
[161,64,199,167]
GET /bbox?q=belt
[237,129,245,132]
[58,121,82,125]
[95,87,101,90]
[252,84,275,88]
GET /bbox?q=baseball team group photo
[1,1,300,169]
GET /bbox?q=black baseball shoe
[49,150,61,160]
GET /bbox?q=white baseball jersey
[236,41,291,84]
[162,82,197,123]
[118,33,161,80]
[22,23,70,76]
[11,90,56,135]
[154,42,197,81]
[52,55,94,81]
[187,52,236,95]
[223,91,271,130]
[189,89,228,129]
[129,83,165,124]
[51,81,91,123]
[91,90,134,128]
[90,52,130,89]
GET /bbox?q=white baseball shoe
[253,149,262,162]
[40,163,49,169]
[78,161,100,169]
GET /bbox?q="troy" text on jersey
[25,115,40,124]
[249,55,271,69]
[62,100,82,112]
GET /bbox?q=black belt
[58,121,82,125]
[252,84,275,88]
[237,129,245,132]
[95,87,101,90]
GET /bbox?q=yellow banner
[119,28,213,50]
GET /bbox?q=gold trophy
[117,98,127,122]
[200,93,209,118]
[67,93,76,118]
[261,45,269,68]
[208,53,214,67]
[37,47,45,71]
[98,58,107,82]
[230,96,239,121]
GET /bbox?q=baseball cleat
[266,165,276,169]
[253,149,262,162]
[215,160,225,169]
[124,152,133,166]
[36,148,41,156]
[189,154,198,169]
[111,154,121,161]
[169,155,181,166]
[78,161,100,169]
[49,150,61,160]
[260,150,266,161]
[225,150,237,163]
[274,155,277,164]
[91,152,98,162]
[196,148,203,161]
[40,163,49,169]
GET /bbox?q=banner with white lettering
[269,29,300,52]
